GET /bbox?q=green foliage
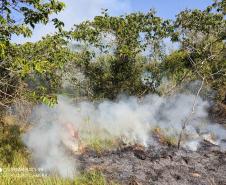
[0,1,226,184]
[171,2,226,101]
[1,34,76,106]
[146,1,226,101]
[160,50,194,84]
[0,0,67,108]
[71,10,173,99]
[0,0,65,41]
[72,10,173,56]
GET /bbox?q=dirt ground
[77,142,226,185]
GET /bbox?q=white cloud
[12,0,131,43]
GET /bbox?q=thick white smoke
[23,93,226,177]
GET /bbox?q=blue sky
[12,0,213,43]
[130,0,212,19]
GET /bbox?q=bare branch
[177,77,205,149]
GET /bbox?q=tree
[71,10,173,99]
[160,0,226,148]
[152,1,226,102]
[0,0,65,41]
[0,0,66,109]
[7,35,76,106]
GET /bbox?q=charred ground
[77,141,226,185]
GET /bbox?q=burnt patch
[77,143,226,185]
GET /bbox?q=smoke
[23,93,226,177]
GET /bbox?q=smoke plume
[23,93,226,177]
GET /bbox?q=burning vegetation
[20,94,226,184]
[0,0,226,185]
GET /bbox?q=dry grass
[153,127,177,146]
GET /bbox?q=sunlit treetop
[0,0,65,41]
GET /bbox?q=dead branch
[177,77,205,149]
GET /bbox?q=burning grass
[1,94,226,184]
[79,127,178,154]
[1,121,226,185]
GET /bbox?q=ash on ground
[77,141,226,185]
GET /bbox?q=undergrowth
[0,118,30,168]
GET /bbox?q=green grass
[0,121,30,168]
[0,175,72,185]
[74,171,107,185]
[0,170,118,185]
[84,136,117,154]
[0,119,119,185]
